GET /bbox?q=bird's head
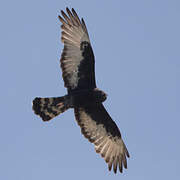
[93,88,107,103]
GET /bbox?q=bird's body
[68,88,107,107]
[32,8,129,173]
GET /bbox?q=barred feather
[32,96,69,121]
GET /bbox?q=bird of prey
[32,7,129,173]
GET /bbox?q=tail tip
[32,97,41,114]
[32,97,52,121]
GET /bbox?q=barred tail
[32,96,69,121]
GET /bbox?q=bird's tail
[32,96,70,121]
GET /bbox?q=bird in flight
[32,7,129,173]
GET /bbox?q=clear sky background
[0,0,179,179]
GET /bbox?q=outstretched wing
[74,104,130,173]
[58,8,96,93]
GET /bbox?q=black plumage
[32,8,129,173]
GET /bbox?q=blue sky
[0,0,180,179]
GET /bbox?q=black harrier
[32,8,129,173]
